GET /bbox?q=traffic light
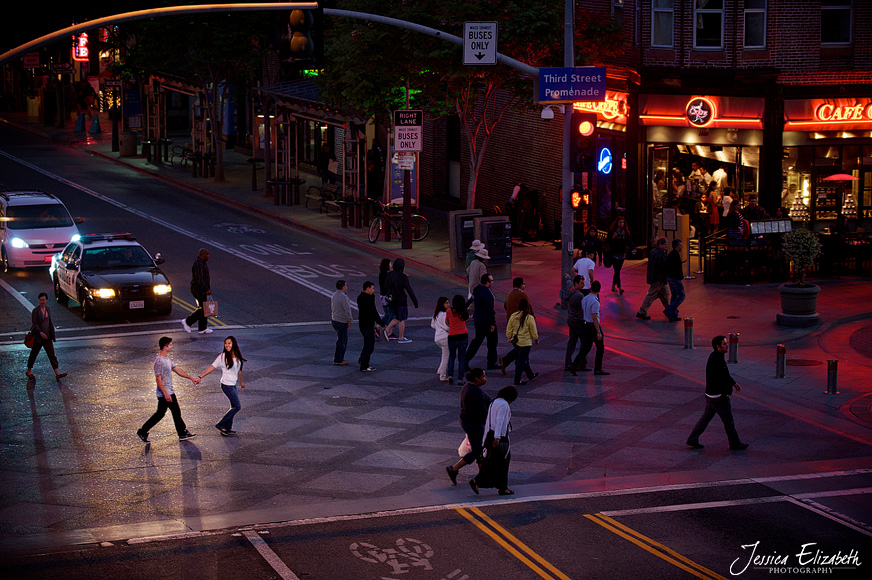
[569,112,597,173]
[287,7,324,67]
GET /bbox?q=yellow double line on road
[585,514,728,580]
[456,506,726,580]
[172,297,227,327]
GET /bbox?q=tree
[108,1,270,182]
[321,0,624,209]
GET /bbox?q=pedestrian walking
[686,335,749,451]
[573,247,597,295]
[197,336,246,436]
[137,337,198,443]
[580,226,603,265]
[564,274,588,372]
[469,385,518,496]
[664,239,686,322]
[357,281,384,372]
[382,258,418,343]
[465,273,499,371]
[331,279,353,365]
[605,216,635,294]
[25,292,67,380]
[378,258,396,340]
[499,277,530,375]
[465,240,486,274]
[182,248,213,334]
[466,247,489,299]
[570,281,609,376]
[431,296,451,381]
[445,368,491,485]
[636,237,670,320]
[506,298,539,385]
[446,295,470,385]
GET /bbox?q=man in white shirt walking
[331,279,353,365]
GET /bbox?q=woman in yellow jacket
[506,298,539,385]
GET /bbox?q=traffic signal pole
[560,0,575,297]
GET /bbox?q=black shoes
[136,429,149,443]
[636,312,651,320]
[499,358,507,376]
[179,431,197,441]
[529,372,539,382]
[469,479,479,495]
[686,440,704,449]
[498,489,515,496]
[446,466,458,485]
[731,443,750,450]
[594,370,610,376]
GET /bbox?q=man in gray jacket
[331,280,353,365]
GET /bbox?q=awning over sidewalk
[256,79,367,126]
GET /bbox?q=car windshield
[80,246,154,269]
[6,204,74,229]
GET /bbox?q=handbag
[458,436,472,457]
[203,298,218,317]
[24,332,34,348]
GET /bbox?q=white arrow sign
[463,21,497,66]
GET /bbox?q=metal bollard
[684,318,694,349]
[728,333,739,363]
[775,344,786,378]
[826,360,839,394]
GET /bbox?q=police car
[50,233,173,319]
[1,189,82,272]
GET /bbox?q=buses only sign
[393,110,423,152]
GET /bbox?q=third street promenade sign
[538,67,607,104]
[393,109,423,152]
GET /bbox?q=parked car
[50,233,173,319]
[0,189,82,272]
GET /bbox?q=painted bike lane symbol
[350,537,468,580]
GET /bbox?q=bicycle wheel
[368,217,384,243]
[410,215,430,241]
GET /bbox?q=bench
[307,184,342,213]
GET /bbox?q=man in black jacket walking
[663,238,685,322]
[637,237,670,320]
[182,248,212,334]
[383,258,418,343]
[356,281,384,371]
[686,335,749,450]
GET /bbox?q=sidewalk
[2,111,871,550]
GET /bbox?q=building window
[744,0,767,49]
[652,0,674,48]
[612,0,624,27]
[821,1,852,45]
[694,0,724,49]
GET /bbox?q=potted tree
[777,227,823,327]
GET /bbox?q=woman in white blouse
[199,336,247,436]
[469,385,518,496]
[431,297,451,381]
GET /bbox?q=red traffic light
[577,119,595,137]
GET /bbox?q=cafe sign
[815,101,872,122]
[686,96,716,127]
[785,98,872,130]
[573,91,628,124]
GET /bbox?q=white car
[0,189,82,272]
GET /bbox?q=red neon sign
[72,32,89,62]
[815,102,872,122]
[685,96,716,128]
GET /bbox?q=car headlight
[153,284,171,295]
[71,233,81,242]
[89,288,116,299]
[10,237,29,249]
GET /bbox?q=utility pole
[560,0,575,296]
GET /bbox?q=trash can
[119,131,137,157]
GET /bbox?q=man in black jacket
[663,238,685,322]
[182,248,212,334]
[356,281,384,372]
[446,368,491,485]
[465,273,499,370]
[383,258,418,343]
[686,335,749,450]
[636,237,670,320]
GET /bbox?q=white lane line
[0,150,350,305]
[786,497,872,536]
[0,277,34,310]
[242,529,300,580]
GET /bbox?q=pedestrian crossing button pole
[728,333,739,363]
[684,318,694,349]
[775,344,786,378]
[826,360,839,394]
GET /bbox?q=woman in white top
[431,297,451,381]
[469,385,518,496]
[198,336,246,436]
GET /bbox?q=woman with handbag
[431,297,451,382]
[605,216,635,294]
[26,292,67,380]
[469,385,518,496]
[197,336,246,436]
[506,298,538,386]
[445,368,490,486]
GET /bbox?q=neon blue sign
[598,147,612,174]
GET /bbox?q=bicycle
[368,200,430,243]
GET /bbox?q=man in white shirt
[573,248,596,295]
[712,164,729,194]
[331,280,353,365]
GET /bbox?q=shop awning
[256,79,367,126]
[640,94,764,129]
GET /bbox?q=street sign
[23,53,40,68]
[51,63,75,74]
[393,109,423,152]
[397,152,415,170]
[463,21,497,65]
[538,67,607,104]
[104,79,122,88]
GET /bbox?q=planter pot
[776,283,821,327]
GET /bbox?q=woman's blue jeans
[216,383,241,430]
[448,334,468,381]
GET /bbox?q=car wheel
[80,294,95,320]
[54,276,68,304]
[1,247,10,274]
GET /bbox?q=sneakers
[528,372,539,382]
[333,360,349,366]
[361,366,376,372]
[136,429,149,443]
[179,431,197,441]
[386,330,398,341]
[636,312,651,320]
[181,319,192,333]
[199,328,213,334]
[686,440,704,449]
[439,376,450,382]
[398,337,413,344]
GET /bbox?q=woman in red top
[446,295,470,385]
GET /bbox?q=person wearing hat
[466,240,485,272]
[467,246,489,299]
